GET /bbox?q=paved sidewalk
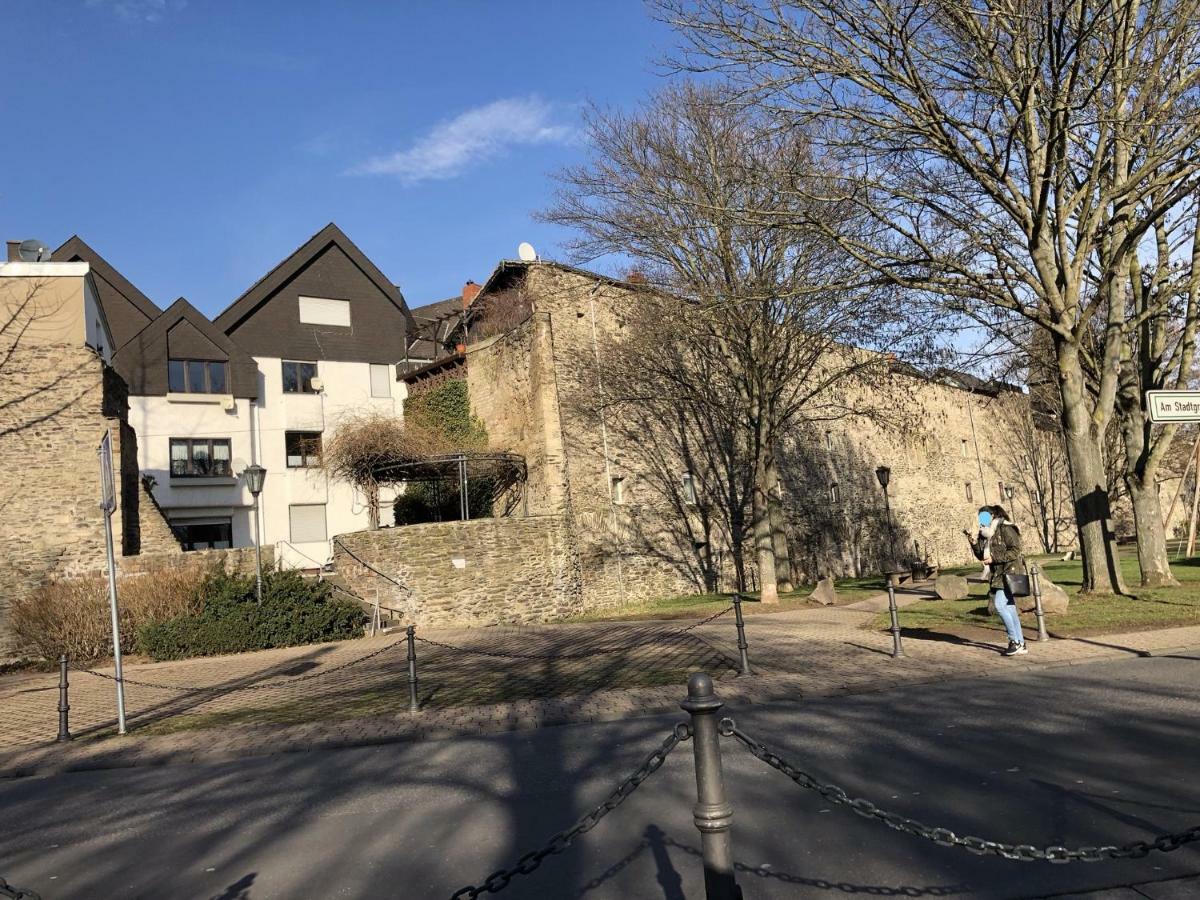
[1043,873,1200,898]
[2,604,1199,780]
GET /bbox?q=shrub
[137,569,365,661]
[12,564,206,662]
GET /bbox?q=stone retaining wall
[332,517,586,627]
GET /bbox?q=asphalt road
[3,651,1200,900]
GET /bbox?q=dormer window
[168,359,228,394]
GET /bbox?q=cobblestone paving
[2,603,1199,779]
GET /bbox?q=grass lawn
[876,553,1200,638]
[566,575,887,624]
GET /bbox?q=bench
[885,561,940,589]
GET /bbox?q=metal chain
[724,719,1200,864]
[417,605,734,662]
[0,877,41,900]
[72,636,406,694]
[450,722,691,899]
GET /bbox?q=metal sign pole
[98,430,127,735]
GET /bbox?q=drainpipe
[589,282,626,603]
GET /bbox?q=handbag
[1003,571,1031,598]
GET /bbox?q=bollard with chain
[680,672,740,900]
[731,595,752,677]
[406,625,420,713]
[886,583,905,657]
[1030,564,1049,642]
[56,655,71,743]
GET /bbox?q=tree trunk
[766,455,794,593]
[1057,343,1124,594]
[1127,476,1177,586]
[753,442,779,604]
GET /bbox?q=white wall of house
[130,355,403,569]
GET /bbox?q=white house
[104,223,418,569]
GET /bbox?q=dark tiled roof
[212,222,410,334]
[54,235,162,349]
[113,297,260,399]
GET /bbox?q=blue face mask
[978,511,993,527]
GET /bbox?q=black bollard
[680,672,739,900]
[1031,565,1049,642]
[886,583,905,658]
[56,654,72,742]
[731,595,752,677]
[406,625,420,713]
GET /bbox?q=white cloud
[86,0,186,23]
[351,96,577,184]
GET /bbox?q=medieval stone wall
[0,342,180,658]
[333,517,587,627]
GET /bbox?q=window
[370,364,392,398]
[960,439,969,458]
[282,360,318,393]
[830,482,841,503]
[285,431,322,468]
[171,518,232,551]
[965,482,973,502]
[825,431,834,452]
[681,473,698,505]
[168,359,228,394]
[298,296,351,327]
[289,503,327,543]
[611,476,625,504]
[170,438,232,477]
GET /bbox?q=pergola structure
[371,451,528,522]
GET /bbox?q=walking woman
[969,505,1028,656]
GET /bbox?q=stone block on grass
[809,576,838,606]
[933,574,969,600]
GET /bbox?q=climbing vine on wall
[405,374,488,449]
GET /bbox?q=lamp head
[875,465,891,489]
[242,463,267,496]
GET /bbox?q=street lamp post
[243,464,267,603]
[876,465,895,566]
[1004,483,1015,504]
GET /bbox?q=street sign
[98,429,116,515]
[1146,390,1200,423]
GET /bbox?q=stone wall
[332,517,587,627]
[0,341,180,658]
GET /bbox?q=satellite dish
[517,241,537,262]
[17,239,50,262]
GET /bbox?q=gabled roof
[213,222,407,334]
[114,297,260,398]
[54,235,162,347]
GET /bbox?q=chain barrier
[450,723,691,899]
[0,877,40,900]
[417,605,734,662]
[72,636,406,694]
[723,719,1200,864]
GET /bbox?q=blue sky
[0,1,673,317]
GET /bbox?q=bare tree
[543,83,928,601]
[664,0,1200,594]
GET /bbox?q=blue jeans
[994,589,1024,645]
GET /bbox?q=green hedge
[137,570,365,661]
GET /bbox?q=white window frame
[370,364,392,398]
[681,473,697,506]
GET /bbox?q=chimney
[7,240,21,262]
[626,269,647,285]
[462,280,481,306]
